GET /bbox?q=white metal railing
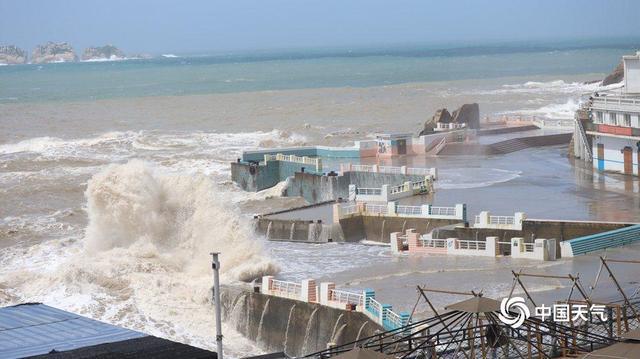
[489,216,515,225]
[352,164,374,172]
[430,206,456,216]
[379,166,402,174]
[365,204,388,215]
[385,309,404,328]
[575,118,593,162]
[356,187,382,196]
[264,153,320,168]
[271,279,302,298]
[396,205,422,216]
[330,289,364,307]
[366,297,383,316]
[523,243,535,252]
[340,203,358,215]
[412,180,428,190]
[406,167,430,176]
[418,237,447,248]
[457,239,486,251]
[390,183,410,194]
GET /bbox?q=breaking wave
[0,160,277,355]
[436,168,521,189]
[499,99,580,120]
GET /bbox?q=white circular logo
[498,296,530,329]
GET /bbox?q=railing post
[514,212,526,230]
[406,229,419,251]
[319,282,335,305]
[348,184,357,201]
[372,164,379,173]
[387,202,397,216]
[486,236,498,256]
[455,204,466,221]
[446,238,457,254]
[380,304,392,327]
[400,312,411,328]
[381,184,390,202]
[316,158,323,172]
[404,181,412,193]
[400,165,407,175]
[477,211,490,227]
[301,279,317,303]
[421,204,431,217]
[261,276,274,295]
[363,289,375,312]
[390,232,403,253]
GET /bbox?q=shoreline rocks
[32,42,77,64]
[420,103,480,135]
[82,45,125,61]
[602,61,624,86]
[0,45,27,65]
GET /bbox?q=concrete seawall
[342,216,464,243]
[223,289,382,357]
[256,218,344,242]
[437,133,572,155]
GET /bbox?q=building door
[623,146,633,175]
[397,139,407,155]
[597,143,604,171]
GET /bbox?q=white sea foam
[162,54,179,58]
[436,168,521,190]
[0,160,277,356]
[499,98,581,120]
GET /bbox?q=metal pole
[211,252,223,359]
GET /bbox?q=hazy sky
[1,0,639,54]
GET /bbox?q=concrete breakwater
[222,288,382,357]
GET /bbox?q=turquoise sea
[1,40,638,104]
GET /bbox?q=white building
[581,51,640,176]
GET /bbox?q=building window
[596,111,604,123]
[623,114,631,127]
[609,112,617,125]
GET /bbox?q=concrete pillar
[363,289,375,312]
[301,279,317,303]
[332,203,341,223]
[404,181,413,193]
[261,276,274,294]
[387,202,397,216]
[380,304,392,325]
[511,237,524,258]
[348,184,357,201]
[455,204,467,221]
[514,212,526,230]
[390,232,403,253]
[372,164,379,173]
[319,282,335,305]
[486,236,498,256]
[421,204,431,217]
[406,229,419,251]
[446,238,457,254]
[477,211,490,227]
[316,158,323,172]
[400,165,407,175]
[381,184,390,202]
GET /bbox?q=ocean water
[1,41,640,357]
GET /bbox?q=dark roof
[0,303,216,359]
[25,336,216,359]
[444,296,501,313]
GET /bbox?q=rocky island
[82,45,126,61]
[31,42,77,64]
[0,45,28,65]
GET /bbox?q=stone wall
[223,290,382,357]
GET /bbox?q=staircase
[561,224,640,257]
[488,133,573,155]
[574,118,593,162]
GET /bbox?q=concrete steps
[564,224,640,256]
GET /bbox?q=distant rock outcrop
[419,103,480,135]
[82,45,125,61]
[0,45,27,64]
[602,61,624,86]
[32,42,77,64]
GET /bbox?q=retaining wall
[255,218,344,243]
[352,216,463,243]
[223,290,382,357]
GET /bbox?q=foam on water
[0,160,279,357]
[436,168,521,189]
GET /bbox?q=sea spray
[0,160,277,356]
[256,298,271,345]
[302,307,319,355]
[330,313,344,342]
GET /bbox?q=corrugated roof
[0,303,146,358]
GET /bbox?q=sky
[1,0,639,55]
